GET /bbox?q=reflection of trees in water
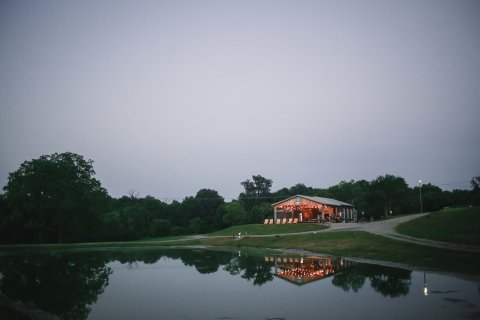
[142,249,274,283]
[331,268,366,292]
[177,250,232,274]
[86,249,274,285]
[161,249,274,283]
[0,249,413,320]
[108,250,165,265]
[124,250,409,294]
[223,254,274,285]
[109,248,233,274]
[332,264,412,297]
[0,249,274,319]
[241,261,274,285]
[0,252,111,320]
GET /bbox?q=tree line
[0,152,478,244]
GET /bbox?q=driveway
[166,213,480,253]
[324,213,480,253]
[324,212,428,234]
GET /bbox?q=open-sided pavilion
[271,195,356,223]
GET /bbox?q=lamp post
[419,179,423,213]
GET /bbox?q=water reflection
[0,252,111,319]
[266,254,411,298]
[224,251,274,285]
[269,255,355,285]
[0,248,477,320]
[331,263,412,297]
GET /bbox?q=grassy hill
[396,207,480,245]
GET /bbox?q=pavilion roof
[271,195,354,207]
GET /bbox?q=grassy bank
[2,218,479,276]
[158,231,479,275]
[396,207,480,245]
[208,223,327,236]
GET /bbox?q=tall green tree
[369,175,410,217]
[101,195,173,240]
[412,183,448,212]
[471,176,480,205]
[2,152,109,243]
[193,189,225,232]
[239,175,273,210]
[471,176,480,190]
[222,201,246,226]
[288,183,316,196]
[248,203,273,224]
[240,175,272,197]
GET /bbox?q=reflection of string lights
[270,256,352,285]
[276,262,339,279]
[277,267,328,279]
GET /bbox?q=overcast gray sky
[1,0,479,200]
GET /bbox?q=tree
[412,183,447,212]
[471,176,480,190]
[2,152,109,243]
[288,183,317,196]
[187,217,204,234]
[369,175,410,217]
[222,202,246,226]
[248,203,273,224]
[471,176,480,205]
[0,193,10,243]
[193,189,225,232]
[100,195,173,241]
[239,175,273,210]
[324,180,369,209]
[242,175,273,197]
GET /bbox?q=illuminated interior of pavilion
[265,255,355,285]
[272,195,356,223]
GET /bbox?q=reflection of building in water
[266,256,355,285]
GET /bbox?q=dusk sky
[1,0,479,200]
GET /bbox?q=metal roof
[272,194,354,207]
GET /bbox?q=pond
[0,247,479,320]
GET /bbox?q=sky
[1,0,479,200]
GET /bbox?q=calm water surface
[0,248,478,320]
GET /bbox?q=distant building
[272,195,356,222]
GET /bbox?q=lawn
[3,213,480,275]
[396,207,480,245]
[162,231,480,275]
[208,223,327,236]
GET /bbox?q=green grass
[2,216,480,275]
[136,235,190,242]
[208,223,327,236]
[159,231,480,275]
[396,207,480,245]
